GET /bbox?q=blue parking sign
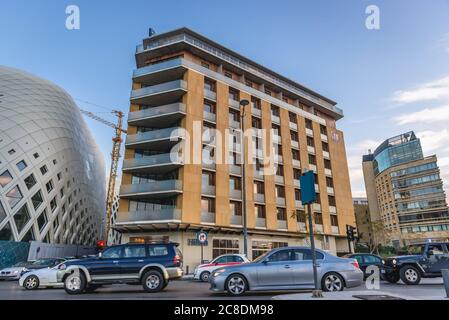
[300,170,316,204]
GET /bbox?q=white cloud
[416,129,449,153]
[392,76,449,104]
[394,104,449,125]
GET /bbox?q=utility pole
[239,99,250,256]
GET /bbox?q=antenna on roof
[148,28,156,37]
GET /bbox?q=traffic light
[346,225,357,242]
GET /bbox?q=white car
[0,261,34,281]
[19,262,67,290]
[193,254,250,282]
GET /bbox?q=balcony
[329,206,337,214]
[201,184,216,196]
[292,159,301,168]
[252,106,262,117]
[252,128,263,138]
[313,203,321,212]
[331,226,339,234]
[289,122,298,131]
[122,153,183,174]
[271,114,280,124]
[307,146,316,154]
[327,187,334,195]
[201,211,215,224]
[230,215,242,226]
[125,127,184,151]
[276,197,286,206]
[324,168,332,176]
[203,88,217,101]
[298,222,307,232]
[256,218,266,228]
[230,189,242,200]
[252,148,263,159]
[309,164,317,173]
[128,103,186,128]
[254,193,265,203]
[323,151,330,159]
[275,175,284,184]
[202,159,216,171]
[229,98,239,110]
[295,200,304,208]
[277,220,287,230]
[253,169,264,181]
[133,57,187,86]
[315,184,319,192]
[229,119,240,129]
[291,140,299,149]
[306,128,314,137]
[116,208,181,223]
[229,165,242,176]
[131,80,187,106]
[272,135,282,144]
[315,224,324,233]
[120,180,182,199]
[294,179,301,188]
[321,134,328,142]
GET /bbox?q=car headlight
[13,270,19,274]
[382,260,385,265]
[392,259,397,265]
[212,269,226,277]
[22,268,29,273]
[58,264,67,270]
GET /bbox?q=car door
[291,249,324,287]
[362,255,383,276]
[89,246,123,279]
[256,249,294,287]
[120,245,148,279]
[426,244,449,274]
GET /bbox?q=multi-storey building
[353,198,372,245]
[0,66,106,245]
[362,131,449,246]
[115,28,355,271]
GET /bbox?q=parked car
[0,261,35,281]
[59,242,183,294]
[344,253,386,279]
[19,261,68,290]
[383,242,449,285]
[209,246,363,296]
[194,254,250,282]
[25,258,67,271]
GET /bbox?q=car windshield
[32,259,54,266]
[253,251,270,263]
[13,261,29,267]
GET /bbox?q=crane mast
[80,109,127,243]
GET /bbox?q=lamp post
[239,99,250,256]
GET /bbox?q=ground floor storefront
[119,229,350,274]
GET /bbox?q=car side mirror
[427,250,434,257]
[98,252,103,258]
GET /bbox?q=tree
[368,220,392,254]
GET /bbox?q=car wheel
[162,280,169,289]
[383,272,400,283]
[142,270,164,293]
[400,266,421,285]
[322,272,344,292]
[23,275,39,290]
[226,274,247,296]
[64,272,86,295]
[200,271,210,282]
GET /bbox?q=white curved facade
[0,66,106,246]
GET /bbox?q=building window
[324,159,332,170]
[296,209,306,223]
[307,136,315,147]
[5,186,23,209]
[252,240,287,259]
[289,112,297,124]
[8,149,15,155]
[37,210,48,232]
[202,171,215,187]
[229,88,239,101]
[322,142,329,152]
[326,177,334,188]
[271,105,280,117]
[50,197,57,212]
[320,125,327,135]
[31,191,44,210]
[293,168,302,180]
[57,172,62,181]
[46,180,54,193]
[0,170,13,187]
[40,165,48,175]
[275,185,285,198]
[254,181,264,194]
[314,212,323,225]
[292,149,300,161]
[204,78,216,92]
[230,201,242,216]
[309,154,317,165]
[212,239,239,258]
[328,195,336,207]
[24,174,36,190]
[229,176,241,191]
[203,100,216,114]
[201,197,215,213]
[21,227,35,242]
[277,208,287,221]
[229,109,240,123]
[251,117,262,129]
[295,189,302,201]
[291,131,299,142]
[33,153,39,159]
[305,119,313,130]
[330,215,338,227]
[201,61,210,69]
[251,97,261,110]
[255,204,266,218]
[13,204,31,234]
[16,160,27,171]
[224,70,233,79]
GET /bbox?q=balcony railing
[201,184,216,196]
[277,220,287,230]
[327,187,334,195]
[126,127,183,149]
[131,80,187,105]
[324,168,332,176]
[294,179,301,188]
[128,103,186,127]
[331,226,339,234]
[122,153,183,173]
[133,57,187,85]
[315,184,319,192]
[298,222,307,232]
[321,134,328,142]
[252,106,262,117]
[292,159,301,168]
[274,154,283,163]
[275,175,284,184]
[201,211,215,223]
[253,170,264,180]
[307,146,316,154]
[229,165,242,175]
[271,114,280,124]
[309,164,317,173]
[203,110,217,123]
[230,215,242,226]
[313,203,321,212]
[315,224,324,233]
[229,119,240,129]
[256,217,266,228]
[291,140,299,149]
[323,151,330,159]
[306,128,314,137]
[230,189,242,200]
[289,122,298,131]
[295,200,304,208]
[272,135,282,144]
[329,206,337,214]
[120,180,182,198]
[277,197,286,206]
[254,193,265,203]
[229,98,239,110]
[204,89,217,101]
[116,208,181,223]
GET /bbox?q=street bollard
[442,269,449,298]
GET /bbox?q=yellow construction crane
[79,109,127,242]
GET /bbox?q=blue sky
[1,0,449,197]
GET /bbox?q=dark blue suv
[59,242,183,294]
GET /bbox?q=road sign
[197,231,208,244]
[300,170,316,204]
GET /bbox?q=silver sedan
[209,246,364,296]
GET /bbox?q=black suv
[59,242,183,294]
[383,242,449,285]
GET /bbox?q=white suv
[193,254,249,282]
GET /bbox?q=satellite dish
[148,28,156,37]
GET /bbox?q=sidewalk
[272,290,419,300]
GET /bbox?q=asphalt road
[0,278,446,300]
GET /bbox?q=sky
[1,0,449,199]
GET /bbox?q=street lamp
[239,99,250,256]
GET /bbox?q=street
[0,278,446,300]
